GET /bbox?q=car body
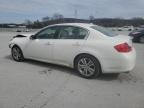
[9,23,136,78]
[129,29,144,43]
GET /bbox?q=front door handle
[45,42,53,45]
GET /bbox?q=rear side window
[59,26,88,39]
[91,26,117,37]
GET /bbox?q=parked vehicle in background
[118,26,134,31]
[9,23,136,79]
[123,26,134,31]
[129,29,144,43]
[16,29,30,32]
[16,29,22,32]
[139,25,144,29]
[24,29,30,32]
[117,27,123,31]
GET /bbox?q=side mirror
[30,35,36,40]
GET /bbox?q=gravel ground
[0,31,144,108]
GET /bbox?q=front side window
[36,26,58,39]
[59,26,88,39]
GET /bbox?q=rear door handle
[45,42,53,45]
[72,42,80,46]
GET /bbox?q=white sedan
[9,23,136,78]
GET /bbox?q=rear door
[52,26,88,66]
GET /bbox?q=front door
[24,26,59,61]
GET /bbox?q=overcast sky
[0,0,143,23]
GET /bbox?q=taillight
[114,43,132,53]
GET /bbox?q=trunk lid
[110,35,133,47]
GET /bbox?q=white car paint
[9,23,136,73]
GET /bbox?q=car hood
[19,33,35,37]
[13,32,35,38]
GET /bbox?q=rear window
[91,26,117,37]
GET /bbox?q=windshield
[91,26,117,37]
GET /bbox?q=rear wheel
[132,37,140,43]
[11,46,24,62]
[74,54,101,79]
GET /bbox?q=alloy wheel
[12,47,24,61]
[78,57,96,77]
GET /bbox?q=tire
[139,37,144,43]
[74,54,101,79]
[11,46,24,62]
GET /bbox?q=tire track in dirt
[21,72,71,108]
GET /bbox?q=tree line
[26,17,144,29]
[0,13,144,29]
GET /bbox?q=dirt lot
[0,31,144,108]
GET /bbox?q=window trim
[34,25,90,40]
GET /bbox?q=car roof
[51,23,95,28]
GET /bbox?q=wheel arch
[11,44,25,61]
[11,44,21,50]
[11,44,24,57]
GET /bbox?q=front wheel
[75,55,101,79]
[11,46,24,62]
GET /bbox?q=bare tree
[52,13,64,20]
[89,15,95,21]
[42,16,50,22]
[24,19,32,25]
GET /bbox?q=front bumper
[9,43,14,48]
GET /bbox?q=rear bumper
[102,48,136,73]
